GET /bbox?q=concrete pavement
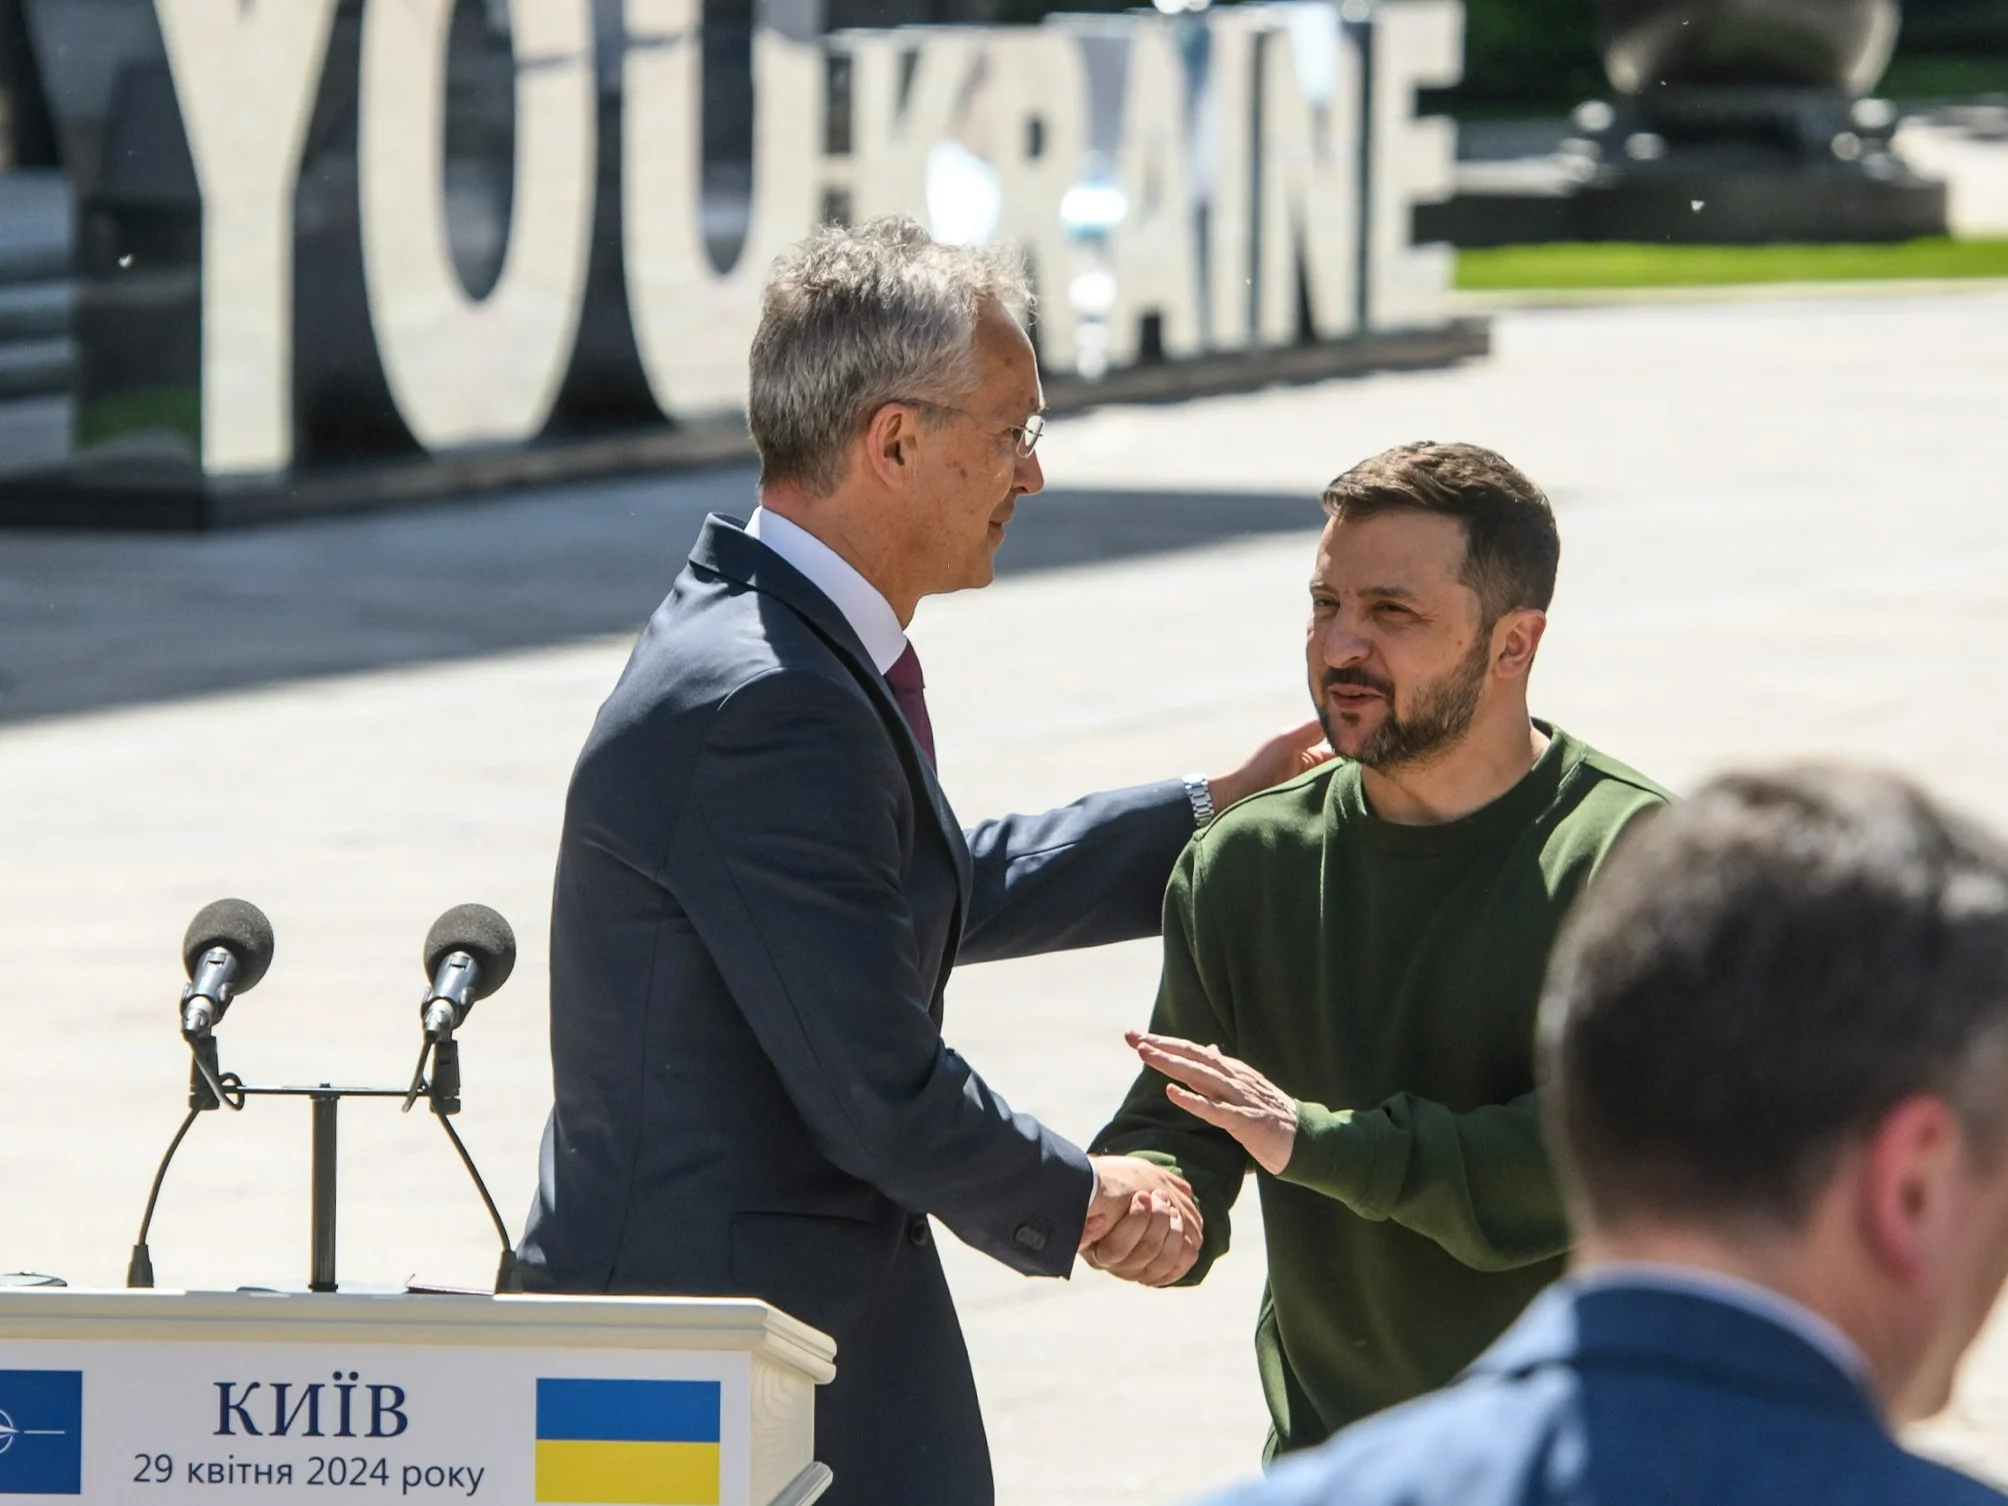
[4,287,2008,1502]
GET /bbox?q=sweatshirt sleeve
[1277,1090,1567,1271]
[1088,842,1251,1285]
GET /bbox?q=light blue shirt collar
[1571,1261,1877,1402]
[746,506,910,676]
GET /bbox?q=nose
[1313,615,1372,669]
[1015,447,1044,497]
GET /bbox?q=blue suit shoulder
[565,554,887,878]
[595,555,862,738]
[1200,1286,2008,1506]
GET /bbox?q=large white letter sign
[1367,0,1460,330]
[986,30,1092,370]
[838,30,987,225]
[1103,22,1202,366]
[154,0,339,474]
[624,0,819,415]
[1198,11,1260,353]
[359,0,595,449]
[1257,8,1362,345]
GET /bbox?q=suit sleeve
[665,670,1093,1276]
[1086,844,1251,1285]
[957,781,1194,963]
[1276,1090,1567,1271]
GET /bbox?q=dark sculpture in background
[1573,0,1943,241]
[1424,0,1947,245]
[1598,0,1899,94]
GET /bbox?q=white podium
[0,1290,835,1506]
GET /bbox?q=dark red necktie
[884,643,937,770]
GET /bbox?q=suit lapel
[690,515,975,941]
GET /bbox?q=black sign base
[0,320,1490,533]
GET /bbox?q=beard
[1316,631,1492,772]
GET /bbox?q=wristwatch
[1182,773,1217,829]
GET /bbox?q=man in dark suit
[1201,765,2008,1506]
[517,217,1323,1505]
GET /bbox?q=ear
[860,401,924,491]
[1858,1094,1966,1286]
[1489,608,1548,681]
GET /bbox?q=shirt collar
[746,506,909,675]
[1570,1261,1878,1404]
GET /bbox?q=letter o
[623,0,819,416]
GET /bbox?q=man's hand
[1082,1155,1204,1286]
[1131,1031,1299,1175]
[1207,719,1334,815]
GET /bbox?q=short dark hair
[1541,766,2008,1231]
[1321,442,1559,620]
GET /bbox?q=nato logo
[0,1371,82,1495]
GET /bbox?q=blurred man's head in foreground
[1309,442,1558,774]
[1542,766,2008,1422]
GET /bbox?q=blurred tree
[1899,0,2008,47]
[1452,0,1600,110]
[983,0,2008,108]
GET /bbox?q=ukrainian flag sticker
[535,1378,722,1505]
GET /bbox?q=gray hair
[748,217,1033,496]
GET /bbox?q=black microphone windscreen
[424,904,517,1001]
[182,899,276,991]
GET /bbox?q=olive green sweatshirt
[1092,725,1667,1456]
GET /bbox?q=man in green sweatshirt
[1087,440,1667,1457]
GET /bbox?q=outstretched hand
[1207,720,1335,815]
[1130,1030,1299,1176]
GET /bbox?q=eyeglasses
[1003,414,1046,459]
[897,401,1046,460]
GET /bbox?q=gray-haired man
[517,218,1322,1504]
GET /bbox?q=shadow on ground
[0,466,1321,724]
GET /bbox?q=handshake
[1077,1030,1303,1286]
[1080,1155,1205,1287]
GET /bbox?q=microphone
[419,904,516,1042]
[405,904,516,1117]
[407,903,525,1293]
[180,898,276,1041]
[180,900,274,1113]
[131,900,275,1287]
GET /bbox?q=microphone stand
[128,1068,522,1295]
[126,1036,251,1288]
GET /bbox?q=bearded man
[1089,441,1668,1458]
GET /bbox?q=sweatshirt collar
[1334,721,1579,854]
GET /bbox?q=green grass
[1878,52,2008,101]
[1457,239,2008,291]
[75,384,201,451]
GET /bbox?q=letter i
[334,1372,359,1438]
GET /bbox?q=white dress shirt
[1572,1261,1876,1403]
[746,507,908,674]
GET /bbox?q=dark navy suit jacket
[518,515,1194,1504]
[1204,1281,2007,1506]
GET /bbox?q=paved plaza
[4,288,2008,1501]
